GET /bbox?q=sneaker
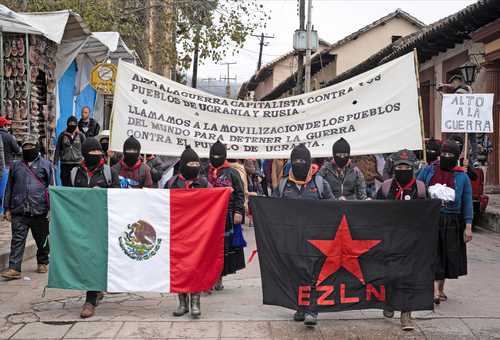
[383,309,395,318]
[1,268,21,280]
[214,278,224,291]
[401,312,415,331]
[80,302,95,319]
[36,264,48,274]
[293,310,305,322]
[304,313,317,327]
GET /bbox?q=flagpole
[413,48,427,164]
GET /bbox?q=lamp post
[458,61,477,85]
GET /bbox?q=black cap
[81,137,102,156]
[332,137,350,155]
[441,139,461,158]
[180,145,199,165]
[67,116,78,125]
[291,143,311,163]
[210,140,227,158]
[426,138,441,152]
[123,136,141,153]
[392,149,417,167]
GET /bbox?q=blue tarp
[75,84,97,119]
[56,61,77,136]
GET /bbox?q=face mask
[123,152,139,167]
[292,161,309,181]
[180,165,200,180]
[210,155,225,168]
[22,148,38,162]
[100,142,109,153]
[67,125,77,133]
[334,155,349,168]
[426,150,438,163]
[440,156,457,171]
[395,169,413,186]
[84,154,102,168]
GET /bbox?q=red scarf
[119,158,142,171]
[208,161,231,186]
[80,158,106,178]
[395,178,416,200]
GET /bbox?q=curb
[479,210,500,233]
[0,240,37,272]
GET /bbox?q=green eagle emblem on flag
[119,220,162,261]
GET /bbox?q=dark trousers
[9,215,49,271]
[60,163,78,186]
[86,291,100,306]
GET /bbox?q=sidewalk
[1,227,500,339]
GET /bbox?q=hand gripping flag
[250,197,440,313]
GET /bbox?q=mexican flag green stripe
[48,187,108,291]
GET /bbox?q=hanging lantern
[458,61,477,85]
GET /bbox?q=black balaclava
[100,137,109,153]
[67,116,78,133]
[210,141,227,168]
[179,146,200,180]
[332,137,351,168]
[440,140,460,172]
[22,144,39,162]
[82,138,103,168]
[426,138,441,163]
[450,135,464,154]
[395,168,413,186]
[291,144,311,181]
[123,136,141,167]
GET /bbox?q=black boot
[190,293,201,318]
[173,293,189,316]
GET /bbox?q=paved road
[1,226,499,339]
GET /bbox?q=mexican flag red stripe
[48,187,231,293]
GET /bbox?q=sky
[195,0,476,84]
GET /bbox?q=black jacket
[55,131,86,164]
[71,163,120,188]
[78,118,100,138]
[166,175,209,189]
[209,167,245,216]
[4,156,54,216]
[0,128,21,167]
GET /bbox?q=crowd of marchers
[0,103,473,332]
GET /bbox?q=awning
[0,4,43,35]
[79,31,136,63]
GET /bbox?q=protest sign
[441,93,494,133]
[110,52,422,158]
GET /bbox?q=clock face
[98,66,113,81]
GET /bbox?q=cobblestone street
[1,227,500,339]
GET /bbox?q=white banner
[110,52,422,158]
[441,93,494,133]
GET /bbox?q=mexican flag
[48,187,231,293]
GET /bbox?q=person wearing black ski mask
[417,139,473,308]
[320,137,367,200]
[207,141,245,290]
[376,149,428,331]
[165,146,209,319]
[54,116,86,186]
[273,143,334,327]
[112,136,153,188]
[2,134,53,282]
[69,138,119,319]
[425,138,441,165]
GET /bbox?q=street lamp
[458,61,477,85]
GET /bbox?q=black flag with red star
[250,197,440,313]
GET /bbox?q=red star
[308,215,381,285]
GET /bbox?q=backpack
[278,174,325,199]
[381,179,426,199]
[71,165,112,187]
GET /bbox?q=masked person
[274,144,333,327]
[376,149,427,331]
[418,140,473,305]
[425,138,441,165]
[55,116,86,186]
[207,141,245,290]
[1,135,53,280]
[69,138,119,318]
[112,136,153,188]
[145,154,169,188]
[165,146,209,318]
[320,138,367,200]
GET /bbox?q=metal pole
[25,33,31,133]
[296,0,305,94]
[304,0,312,93]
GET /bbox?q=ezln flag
[48,187,231,293]
[250,198,440,313]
